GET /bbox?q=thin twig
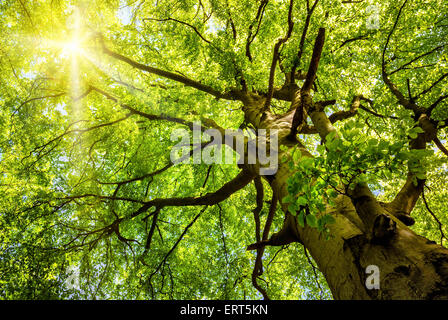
[422,186,447,246]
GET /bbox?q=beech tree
[1,0,448,299]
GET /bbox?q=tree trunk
[243,93,448,300]
[273,167,448,299]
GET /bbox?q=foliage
[0,0,447,300]
[283,118,435,232]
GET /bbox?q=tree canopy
[0,0,447,300]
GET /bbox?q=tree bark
[244,94,448,300]
[274,171,448,299]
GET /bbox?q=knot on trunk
[392,211,415,226]
[371,214,397,244]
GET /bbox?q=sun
[61,39,83,56]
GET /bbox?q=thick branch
[145,207,161,251]
[349,184,397,242]
[327,95,361,123]
[289,28,326,138]
[387,114,437,222]
[263,0,295,110]
[251,177,270,300]
[301,27,325,94]
[90,85,200,130]
[245,0,269,62]
[253,177,264,243]
[132,170,255,218]
[434,137,448,157]
[428,95,448,115]
[291,0,319,77]
[100,40,239,100]
[416,72,448,99]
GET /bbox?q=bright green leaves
[305,214,317,228]
[283,118,433,235]
[297,211,305,228]
[398,148,435,185]
[407,126,425,139]
[0,0,445,301]
[295,211,318,229]
[325,119,410,190]
[318,214,336,229]
[283,152,339,235]
[296,196,308,207]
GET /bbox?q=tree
[1,0,448,300]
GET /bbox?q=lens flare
[62,40,82,55]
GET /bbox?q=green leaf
[297,211,305,228]
[326,189,338,199]
[416,172,426,180]
[288,203,297,214]
[320,214,336,225]
[326,131,337,142]
[414,127,425,134]
[282,195,294,204]
[306,214,318,228]
[316,144,326,155]
[300,157,314,170]
[408,126,424,139]
[296,196,307,206]
[293,149,302,162]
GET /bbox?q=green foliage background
[0,0,447,299]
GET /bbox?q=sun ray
[69,7,82,127]
[81,50,154,104]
